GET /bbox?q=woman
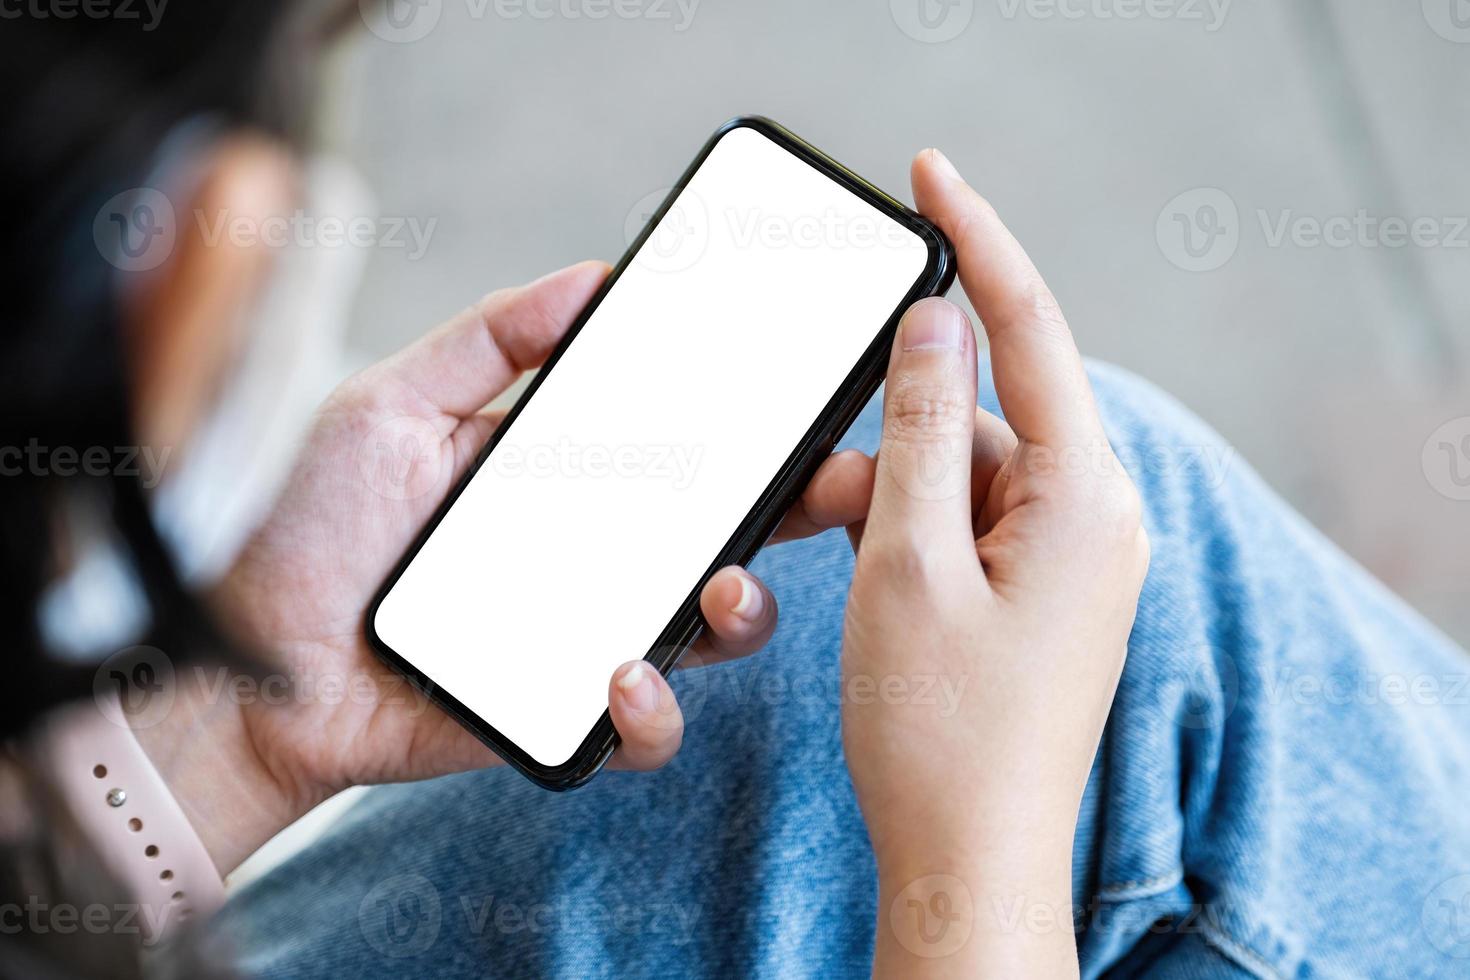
[5,4,1467,978]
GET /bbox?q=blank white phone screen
[373,125,931,767]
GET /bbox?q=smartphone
[367,116,955,790]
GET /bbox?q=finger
[971,407,1018,534]
[607,661,683,770]
[795,412,1010,551]
[376,260,610,419]
[692,566,778,664]
[771,450,876,543]
[864,297,980,559]
[444,407,509,476]
[911,149,1103,449]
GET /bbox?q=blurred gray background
[320,0,1470,645]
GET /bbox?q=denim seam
[1094,867,1185,902]
[1194,916,1288,980]
[1093,869,1291,978]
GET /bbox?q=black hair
[0,6,352,973]
[0,2,351,740]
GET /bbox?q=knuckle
[1094,477,1145,545]
[989,277,1071,348]
[1053,470,1143,548]
[948,195,1002,254]
[324,370,377,414]
[860,537,948,594]
[1115,479,1145,531]
[472,285,516,319]
[885,374,972,441]
[327,365,413,421]
[1021,280,1069,334]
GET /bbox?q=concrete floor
[321,0,1470,645]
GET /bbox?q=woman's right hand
[840,151,1150,977]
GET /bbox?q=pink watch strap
[38,692,226,945]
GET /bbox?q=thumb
[372,260,610,419]
[865,297,979,560]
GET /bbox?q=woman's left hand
[130,261,870,873]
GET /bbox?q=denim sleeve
[215,361,1470,980]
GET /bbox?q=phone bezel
[365,115,956,790]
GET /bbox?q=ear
[122,135,298,460]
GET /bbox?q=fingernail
[902,302,967,352]
[617,662,659,712]
[928,148,962,182]
[730,573,764,624]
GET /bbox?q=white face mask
[40,148,373,658]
